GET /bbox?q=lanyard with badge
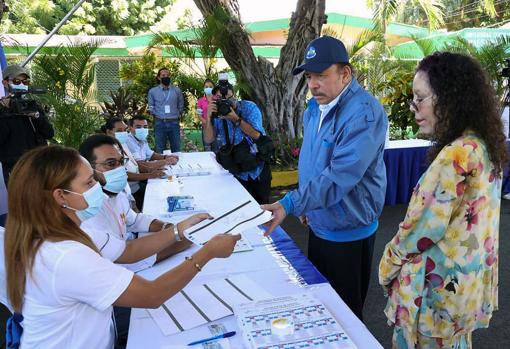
[163,88,172,114]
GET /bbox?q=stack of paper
[166,152,228,177]
[148,274,272,336]
[236,293,357,349]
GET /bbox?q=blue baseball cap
[292,36,349,75]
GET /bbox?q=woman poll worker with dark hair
[4,145,240,348]
[379,52,507,348]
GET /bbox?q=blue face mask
[204,87,213,96]
[100,166,128,194]
[64,182,105,222]
[9,83,28,93]
[135,128,149,141]
[114,131,129,144]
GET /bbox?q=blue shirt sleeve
[281,111,386,216]
[144,142,154,160]
[148,88,155,115]
[240,101,265,135]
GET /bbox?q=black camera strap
[222,119,231,147]
[220,104,242,152]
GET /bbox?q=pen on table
[187,331,236,346]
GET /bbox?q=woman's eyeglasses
[408,95,433,112]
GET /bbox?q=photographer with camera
[204,76,273,204]
[0,65,54,186]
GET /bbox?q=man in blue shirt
[262,36,388,320]
[147,67,184,153]
[203,82,271,204]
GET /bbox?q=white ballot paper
[165,152,228,177]
[184,200,272,245]
[148,274,272,336]
[235,293,357,349]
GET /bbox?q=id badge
[164,105,171,114]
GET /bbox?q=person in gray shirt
[147,67,184,153]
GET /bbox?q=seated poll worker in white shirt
[126,115,178,169]
[3,145,240,349]
[78,134,187,271]
[126,115,179,208]
[102,117,167,209]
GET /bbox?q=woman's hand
[177,213,213,240]
[203,234,241,258]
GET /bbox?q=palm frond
[349,29,385,58]
[482,0,497,17]
[392,34,438,59]
[372,0,398,32]
[416,0,445,30]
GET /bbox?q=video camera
[1,86,47,118]
[212,73,234,118]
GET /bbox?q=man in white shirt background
[102,117,167,209]
[125,115,178,208]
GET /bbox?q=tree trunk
[0,1,6,25]
[193,0,326,140]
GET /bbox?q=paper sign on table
[183,200,272,245]
[235,293,357,349]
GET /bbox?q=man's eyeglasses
[93,157,129,169]
[408,95,433,112]
[10,78,31,85]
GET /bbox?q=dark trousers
[237,162,272,204]
[113,306,131,349]
[154,118,181,153]
[308,230,376,321]
[132,180,147,211]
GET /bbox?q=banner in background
[0,41,6,97]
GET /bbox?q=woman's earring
[62,204,68,208]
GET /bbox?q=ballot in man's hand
[260,202,287,236]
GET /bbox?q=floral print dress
[379,132,500,348]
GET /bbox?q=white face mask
[9,83,28,93]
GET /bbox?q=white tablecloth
[127,152,383,349]
[385,138,431,149]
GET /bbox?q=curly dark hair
[417,52,508,174]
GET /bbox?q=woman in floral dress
[379,52,508,348]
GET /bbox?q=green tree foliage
[119,52,207,126]
[119,52,179,112]
[0,0,175,35]
[148,13,221,79]
[394,34,510,100]
[368,0,503,32]
[30,41,103,148]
